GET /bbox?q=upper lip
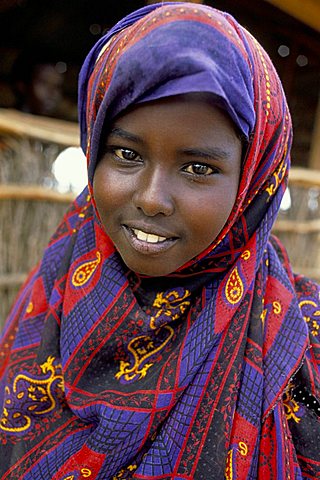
[123,222,179,239]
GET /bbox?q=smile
[132,228,167,243]
[122,225,178,255]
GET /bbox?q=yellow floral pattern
[299,299,320,337]
[225,267,244,305]
[72,251,101,287]
[283,383,301,423]
[0,356,64,433]
[116,289,190,382]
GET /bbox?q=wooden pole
[0,184,75,203]
[289,167,320,186]
[0,109,79,147]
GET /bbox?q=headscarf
[0,3,319,479]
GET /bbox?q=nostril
[133,184,174,217]
[135,198,174,217]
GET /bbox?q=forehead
[110,93,240,140]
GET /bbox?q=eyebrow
[180,147,231,161]
[107,126,231,161]
[107,126,142,144]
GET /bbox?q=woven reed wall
[273,168,320,280]
[0,193,73,324]
[0,109,78,329]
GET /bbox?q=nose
[133,167,174,217]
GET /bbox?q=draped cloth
[0,3,319,479]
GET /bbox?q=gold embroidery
[261,299,281,329]
[260,298,267,327]
[225,449,233,480]
[26,301,33,314]
[116,290,190,382]
[0,356,64,433]
[253,37,272,119]
[115,334,168,381]
[272,301,281,314]
[150,289,191,328]
[63,471,92,480]
[299,300,320,336]
[241,250,251,260]
[225,443,247,479]
[225,267,244,305]
[238,441,248,456]
[283,384,300,423]
[81,468,92,477]
[113,463,138,479]
[260,308,267,326]
[312,320,319,336]
[72,251,101,287]
[265,157,287,198]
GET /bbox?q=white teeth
[136,230,148,241]
[133,229,167,243]
[147,233,165,243]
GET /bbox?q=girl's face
[93,95,242,276]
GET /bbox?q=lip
[122,225,179,255]
[123,221,178,239]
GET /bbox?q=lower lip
[122,226,178,255]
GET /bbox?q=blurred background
[0,0,319,326]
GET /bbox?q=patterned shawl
[0,3,319,479]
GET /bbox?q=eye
[113,148,140,161]
[183,163,215,176]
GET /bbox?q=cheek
[93,168,116,218]
[93,168,135,237]
[186,188,237,241]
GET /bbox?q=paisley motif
[225,267,244,305]
[0,356,63,433]
[72,251,101,287]
[116,289,191,382]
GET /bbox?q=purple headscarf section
[78,2,256,184]
[78,3,169,153]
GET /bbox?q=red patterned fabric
[0,3,319,479]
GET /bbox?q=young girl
[0,3,319,479]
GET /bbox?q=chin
[132,267,172,277]
[123,259,175,277]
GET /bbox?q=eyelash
[183,163,216,176]
[112,147,142,162]
[106,147,219,177]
